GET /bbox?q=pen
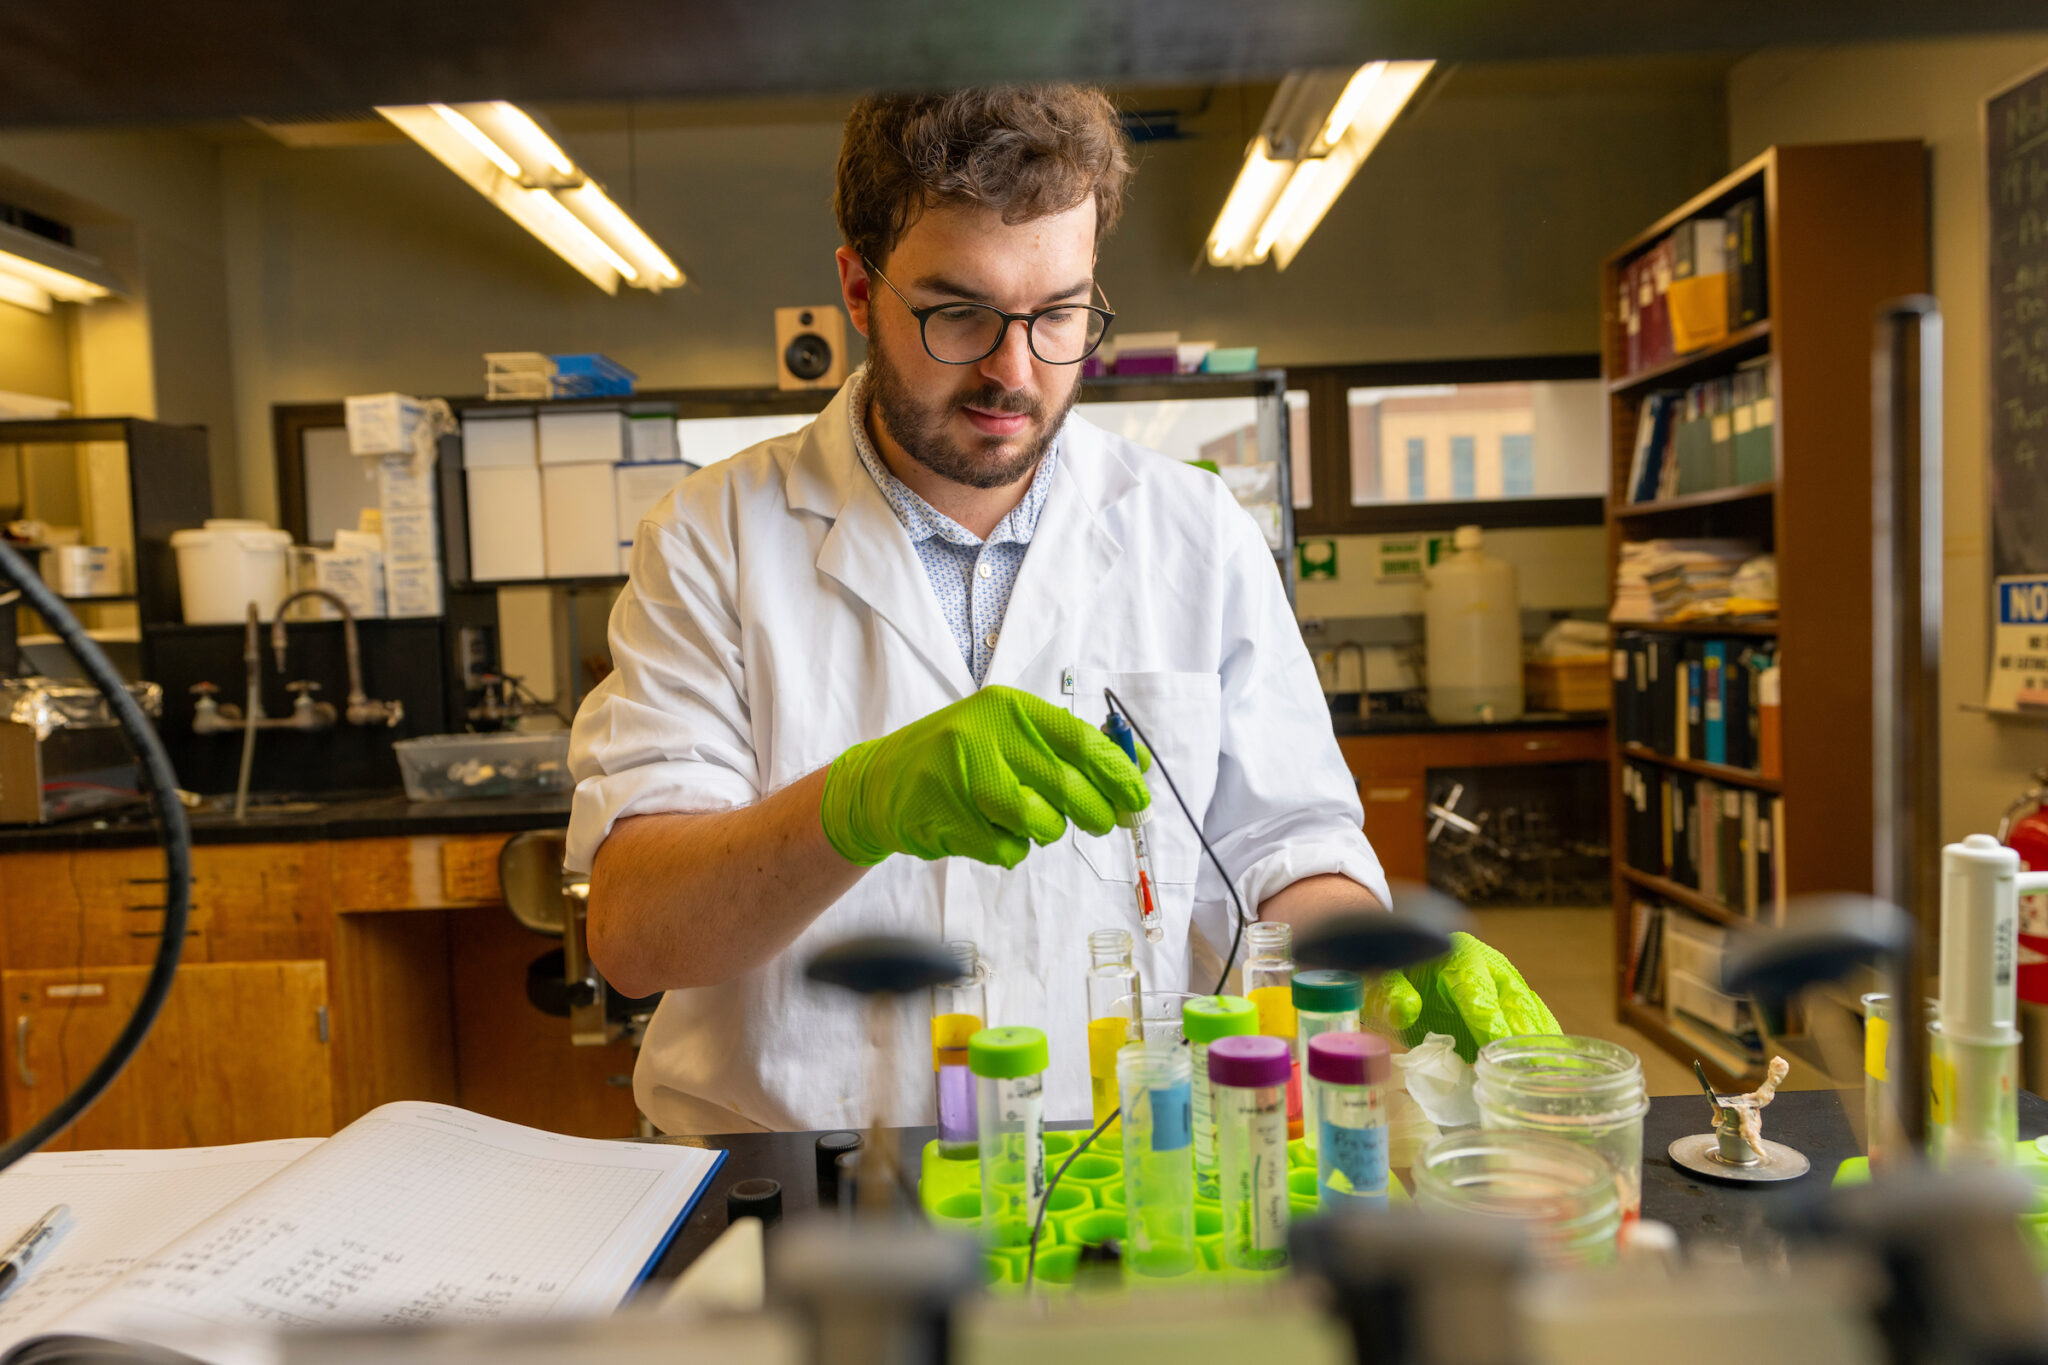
[0,1205,72,1305]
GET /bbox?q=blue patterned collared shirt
[847,367,1059,686]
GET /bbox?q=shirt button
[985,631,999,648]
[977,562,992,579]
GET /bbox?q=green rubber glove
[1364,931,1560,1062]
[819,686,1150,869]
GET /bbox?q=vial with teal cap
[1117,1038,1197,1277]
[1209,1032,1292,1271]
[1182,994,1258,1201]
[971,1025,1049,1247]
[1309,1031,1391,1211]
[1293,969,1363,1151]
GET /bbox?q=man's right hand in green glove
[819,685,1150,868]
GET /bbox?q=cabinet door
[3,960,334,1149]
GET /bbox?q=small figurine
[1668,1055,1810,1183]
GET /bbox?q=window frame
[1290,353,1606,536]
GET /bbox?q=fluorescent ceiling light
[0,220,126,313]
[0,273,50,314]
[1204,60,1435,271]
[378,102,685,295]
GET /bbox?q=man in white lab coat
[568,85,1555,1135]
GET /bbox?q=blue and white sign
[1989,575,2048,711]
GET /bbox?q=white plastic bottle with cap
[1423,525,1524,724]
[1930,835,2048,1167]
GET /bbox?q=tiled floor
[1471,905,1698,1096]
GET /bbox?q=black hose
[0,539,189,1170]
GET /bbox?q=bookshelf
[1603,142,1927,1089]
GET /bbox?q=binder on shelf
[1627,393,1677,503]
[1684,644,1706,760]
[1757,664,1783,780]
[1723,196,1768,329]
[1732,357,1775,483]
[1697,778,1720,904]
[1740,789,1760,918]
[1703,640,1728,765]
[1668,217,1729,353]
[1708,378,1736,487]
[1719,785,1743,910]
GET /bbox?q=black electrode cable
[0,540,190,1173]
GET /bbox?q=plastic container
[1182,995,1258,1202]
[1209,1034,1292,1271]
[170,519,293,623]
[394,731,572,802]
[1423,524,1524,724]
[1085,929,1141,1131]
[1293,970,1362,1151]
[1117,1039,1198,1278]
[1412,1129,1622,1267]
[1242,922,1304,1139]
[932,942,987,1160]
[972,1026,1049,1248]
[1473,1034,1649,1222]
[1309,1031,1391,1211]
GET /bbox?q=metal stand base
[1668,1132,1812,1183]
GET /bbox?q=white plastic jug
[170,519,294,623]
[1424,525,1524,723]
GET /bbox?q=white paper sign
[1987,575,2048,711]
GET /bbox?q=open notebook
[0,1102,723,1364]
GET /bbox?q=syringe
[1100,708,1164,944]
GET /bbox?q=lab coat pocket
[1067,668,1222,889]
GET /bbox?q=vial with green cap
[971,1025,1049,1247]
[1309,1031,1391,1211]
[1182,994,1258,1201]
[1293,969,1362,1152]
[1117,1037,1197,1277]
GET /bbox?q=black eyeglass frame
[861,256,1117,366]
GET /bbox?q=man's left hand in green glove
[1364,931,1560,1061]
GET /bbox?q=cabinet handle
[15,1016,32,1088]
[1523,739,1562,751]
[316,1006,330,1045]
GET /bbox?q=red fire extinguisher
[2001,767,2048,1005]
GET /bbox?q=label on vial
[1150,1080,1192,1152]
[1865,1014,1889,1083]
[999,1088,1047,1204]
[1191,1046,1216,1170]
[1249,1108,1289,1251]
[1319,1114,1388,1202]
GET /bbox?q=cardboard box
[627,414,681,464]
[462,415,538,469]
[542,464,622,578]
[466,467,547,581]
[539,410,629,466]
[345,393,428,457]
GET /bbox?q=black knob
[726,1177,782,1227]
[805,936,961,996]
[816,1131,861,1199]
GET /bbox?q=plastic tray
[394,731,572,802]
[1834,1138,2048,1267]
[918,1130,1405,1291]
[551,353,637,398]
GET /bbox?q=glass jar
[1208,1033,1292,1271]
[1182,994,1259,1202]
[1085,930,1141,1131]
[1118,989,1204,1046]
[971,1026,1049,1248]
[931,941,986,1160]
[1412,1129,1622,1267]
[1473,1034,1649,1222]
[1117,1038,1198,1277]
[1307,1031,1390,1210]
[1242,921,1303,1138]
[1292,969,1362,1152]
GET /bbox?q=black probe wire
[0,539,190,1173]
[1020,688,1255,1290]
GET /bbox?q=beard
[866,336,1079,491]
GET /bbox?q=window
[1451,435,1476,498]
[1406,437,1426,500]
[1501,432,1535,496]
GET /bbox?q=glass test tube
[1182,995,1258,1202]
[931,941,986,1160]
[1085,929,1141,1131]
[972,1026,1049,1247]
[1208,1033,1292,1271]
[1308,1031,1391,1210]
[1243,922,1304,1139]
[1117,1038,1198,1277]
[1293,969,1362,1152]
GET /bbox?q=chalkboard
[1988,62,2048,578]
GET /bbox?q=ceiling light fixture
[1205,60,1436,271]
[0,220,126,314]
[379,102,685,295]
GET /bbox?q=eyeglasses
[862,257,1116,366]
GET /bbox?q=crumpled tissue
[1393,1031,1481,1128]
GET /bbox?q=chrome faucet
[270,589,405,729]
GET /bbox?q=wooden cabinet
[3,960,333,1149]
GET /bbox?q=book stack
[1622,759,1784,922]
[1611,540,1764,624]
[1623,356,1776,502]
[1613,195,1768,380]
[1611,629,1781,773]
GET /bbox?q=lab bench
[0,792,639,1153]
[638,1088,2048,1285]
[1333,714,1610,884]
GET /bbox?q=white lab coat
[566,377,1387,1134]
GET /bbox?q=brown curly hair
[834,86,1134,267]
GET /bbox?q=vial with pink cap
[1208,1033,1293,1271]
